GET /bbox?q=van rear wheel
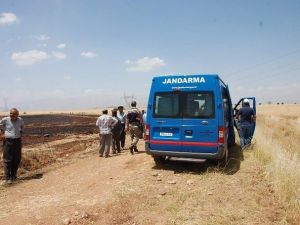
[153,156,166,165]
[218,148,228,168]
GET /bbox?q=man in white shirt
[96,109,117,158]
[0,108,24,184]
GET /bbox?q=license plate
[160,132,173,137]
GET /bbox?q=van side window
[183,92,215,118]
[154,93,180,118]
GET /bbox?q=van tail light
[145,124,150,141]
[218,126,224,144]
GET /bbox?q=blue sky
[0,0,300,110]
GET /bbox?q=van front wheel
[153,156,166,165]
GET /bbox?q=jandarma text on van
[162,77,206,84]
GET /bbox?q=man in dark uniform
[126,101,143,155]
[236,99,256,150]
[111,108,122,154]
[0,108,24,185]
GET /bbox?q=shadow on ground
[152,143,243,175]
[0,173,43,188]
[19,173,43,181]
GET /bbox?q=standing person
[142,110,147,124]
[236,99,256,150]
[117,106,126,150]
[111,109,122,154]
[142,110,147,139]
[126,101,143,155]
[96,109,117,158]
[0,108,24,185]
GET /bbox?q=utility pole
[122,93,136,108]
[3,97,8,111]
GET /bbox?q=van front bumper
[145,142,226,160]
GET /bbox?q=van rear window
[153,92,215,118]
[154,93,180,118]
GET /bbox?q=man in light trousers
[96,109,117,158]
[126,101,143,155]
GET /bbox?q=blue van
[145,74,248,165]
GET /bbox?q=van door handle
[201,120,208,125]
[185,130,193,135]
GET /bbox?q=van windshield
[153,91,215,118]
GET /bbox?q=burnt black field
[21,114,99,146]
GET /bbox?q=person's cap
[118,105,123,109]
[243,98,250,104]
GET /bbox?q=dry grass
[255,104,300,224]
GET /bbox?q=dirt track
[0,136,287,225]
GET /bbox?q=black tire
[218,148,228,168]
[153,156,166,165]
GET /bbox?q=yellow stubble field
[255,104,300,223]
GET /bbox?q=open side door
[225,85,235,147]
[233,97,256,138]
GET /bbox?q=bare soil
[0,115,288,225]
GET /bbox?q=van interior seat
[186,100,199,116]
[201,101,212,116]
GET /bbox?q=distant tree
[258,103,262,105]
[277,102,280,105]
[268,101,272,104]
[281,102,284,104]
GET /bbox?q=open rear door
[233,97,256,138]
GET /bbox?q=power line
[223,48,300,79]
[229,59,300,85]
